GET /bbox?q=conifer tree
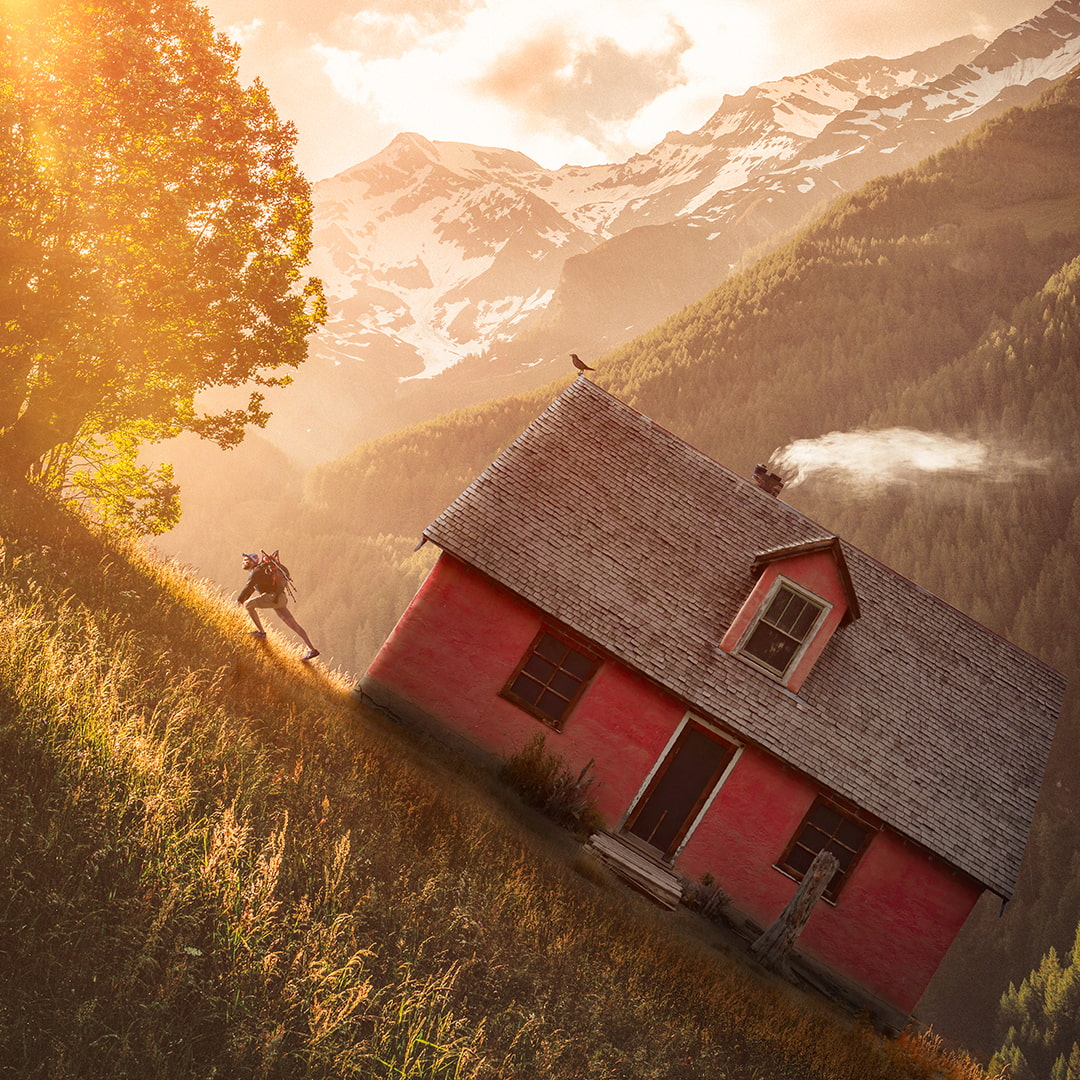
[991,924,1080,1079]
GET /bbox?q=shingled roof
[423,377,1065,898]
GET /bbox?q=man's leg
[275,604,316,651]
[245,594,271,632]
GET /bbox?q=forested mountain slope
[788,247,1080,1055]
[253,71,1080,1052]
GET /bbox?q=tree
[0,0,325,517]
[990,925,1080,1080]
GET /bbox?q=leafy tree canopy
[0,0,325,528]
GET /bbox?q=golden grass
[0,484,998,1078]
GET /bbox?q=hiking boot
[249,630,266,638]
[301,648,320,662]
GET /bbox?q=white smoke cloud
[769,428,1048,490]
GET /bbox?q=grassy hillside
[0,484,995,1078]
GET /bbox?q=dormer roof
[422,377,1065,898]
[752,536,861,624]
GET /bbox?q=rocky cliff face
[264,1,1080,463]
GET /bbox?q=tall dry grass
[0,483,996,1078]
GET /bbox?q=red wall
[365,552,687,795]
[365,552,982,1014]
[674,746,980,1012]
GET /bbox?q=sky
[201,0,1052,182]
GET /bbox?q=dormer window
[720,537,859,692]
[739,581,828,679]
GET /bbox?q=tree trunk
[0,389,90,480]
[0,357,33,432]
[751,850,839,979]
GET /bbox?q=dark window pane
[523,654,556,682]
[510,673,542,704]
[535,634,566,663]
[790,600,821,639]
[800,825,829,853]
[808,802,842,833]
[772,591,804,634]
[549,670,581,698]
[773,593,821,639]
[786,845,815,875]
[537,689,567,720]
[562,650,596,679]
[764,588,794,624]
[836,819,868,850]
[743,623,798,671]
[828,843,855,872]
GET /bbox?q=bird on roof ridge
[570,352,595,374]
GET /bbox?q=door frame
[620,713,742,862]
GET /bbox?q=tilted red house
[362,377,1065,1022]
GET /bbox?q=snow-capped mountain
[268,0,1080,463]
[695,0,1080,226]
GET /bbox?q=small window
[777,798,873,900]
[739,582,826,678]
[502,628,599,730]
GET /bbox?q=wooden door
[623,723,736,858]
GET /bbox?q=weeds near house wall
[500,732,605,835]
[684,872,732,924]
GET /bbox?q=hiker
[237,552,319,661]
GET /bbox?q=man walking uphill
[237,552,320,661]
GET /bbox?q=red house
[362,377,1064,1023]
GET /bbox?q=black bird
[570,353,595,373]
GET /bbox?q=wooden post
[751,850,838,978]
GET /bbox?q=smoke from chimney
[769,428,1048,490]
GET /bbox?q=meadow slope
[0,484,993,1079]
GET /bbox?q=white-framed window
[736,577,831,681]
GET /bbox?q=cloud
[333,0,480,59]
[312,0,772,167]
[203,0,1047,179]
[471,22,691,155]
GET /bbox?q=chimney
[752,464,784,497]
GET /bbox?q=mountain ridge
[261,1,1080,464]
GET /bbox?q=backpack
[260,549,296,601]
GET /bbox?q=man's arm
[237,568,259,604]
